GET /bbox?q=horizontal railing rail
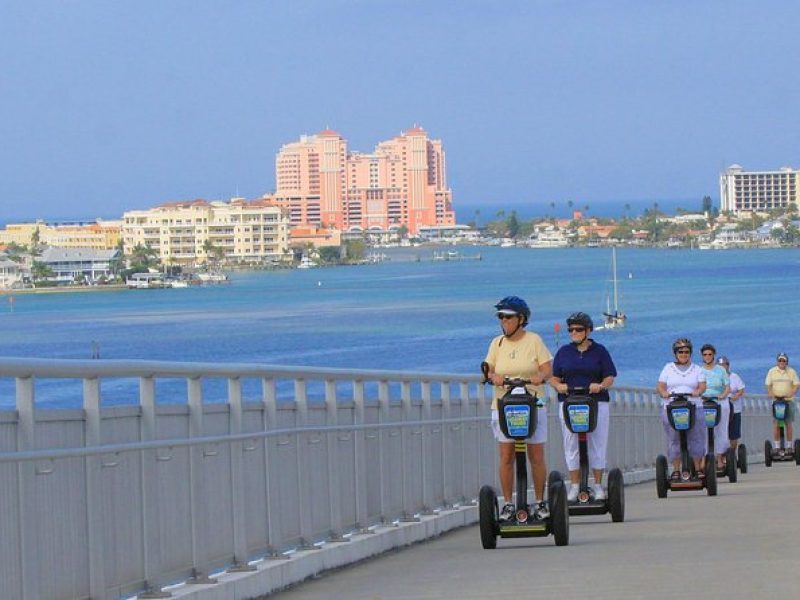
[0,357,774,600]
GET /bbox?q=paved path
[272,463,800,599]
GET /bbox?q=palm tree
[31,261,54,286]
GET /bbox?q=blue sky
[1,1,799,222]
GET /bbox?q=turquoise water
[1,247,798,408]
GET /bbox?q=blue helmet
[567,311,594,331]
[494,296,531,322]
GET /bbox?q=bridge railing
[0,358,773,600]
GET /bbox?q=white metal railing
[0,358,774,600]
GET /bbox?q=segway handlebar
[479,361,532,387]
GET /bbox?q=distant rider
[765,353,800,453]
[699,344,730,471]
[484,296,553,520]
[717,356,745,454]
[549,312,617,502]
[656,339,707,480]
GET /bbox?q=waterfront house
[38,247,120,283]
[0,255,22,288]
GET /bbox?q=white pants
[491,407,548,444]
[559,401,610,471]
[713,399,730,455]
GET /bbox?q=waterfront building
[720,165,800,214]
[38,247,120,283]
[122,198,291,266]
[289,226,342,249]
[0,255,22,288]
[272,126,456,235]
[0,219,121,250]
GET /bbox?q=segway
[731,399,748,474]
[764,398,800,467]
[656,394,716,498]
[702,397,736,483]
[478,364,569,548]
[561,388,624,522]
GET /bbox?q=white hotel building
[719,164,799,214]
[122,199,291,265]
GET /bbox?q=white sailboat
[596,247,626,330]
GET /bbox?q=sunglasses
[567,327,586,333]
[675,350,691,355]
[702,352,714,357]
[497,313,518,320]
[778,359,788,363]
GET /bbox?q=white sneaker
[499,503,514,521]
[535,501,550,520]
[593,484,606,501]
[567,484,579,502]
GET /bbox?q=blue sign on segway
[566,404,591,433]
[503,405,532,438]
[671,407,691,431]
[704,406,719,428]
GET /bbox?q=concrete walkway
[272,464,800,599]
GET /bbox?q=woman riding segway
[549,312,618,504]
[483,296,553,521]
[657,338,707,482]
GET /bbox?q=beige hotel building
[720,164,799,214]
[122,199,290,265]
[272,126,455,234]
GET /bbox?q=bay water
[1,246,797,408]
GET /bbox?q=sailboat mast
[612,247,619,313]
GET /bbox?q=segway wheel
[726,447,737,483]
[548,480,569,546]
[764,440,773,467]
[607,468,625,522]
[738,444,748,474]
[656,455,669,498]
[478,485,498,550]
[705,453,717,496]
[794,440,800,465]
[548,470,563,491]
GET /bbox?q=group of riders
[483,295,799,521]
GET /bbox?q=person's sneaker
[670,470,681,482]
[535,501,550,520]
[499,503,515,521]
[593,484,606,501]
[567,484,579,502]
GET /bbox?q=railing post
[261,378,286,558]
[187,377,215,584]
[83,377,107,600]
[459,382,470,504]
[139,377,171,598]
[353,380,370,531]
[420,380,434,515]
[399,381,418,522]
[228,378,256,571]
[16,377,40,600]
[324,379,347,541]
[378,380,390,523]
[440,381,452,509]
[294,379,316,549]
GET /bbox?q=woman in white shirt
[656,338,707,480]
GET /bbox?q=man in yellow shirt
[765,353,800,449]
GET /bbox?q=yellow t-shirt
[765,366,800,400]
[484,331,553,409]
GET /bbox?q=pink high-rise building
[273,127,455,234]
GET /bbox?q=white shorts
[558,401,610,471]
[491,407,548,444]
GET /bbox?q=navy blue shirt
[552,339,617,402]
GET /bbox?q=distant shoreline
[1,284,128,296]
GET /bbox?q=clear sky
[2,1,799,222]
